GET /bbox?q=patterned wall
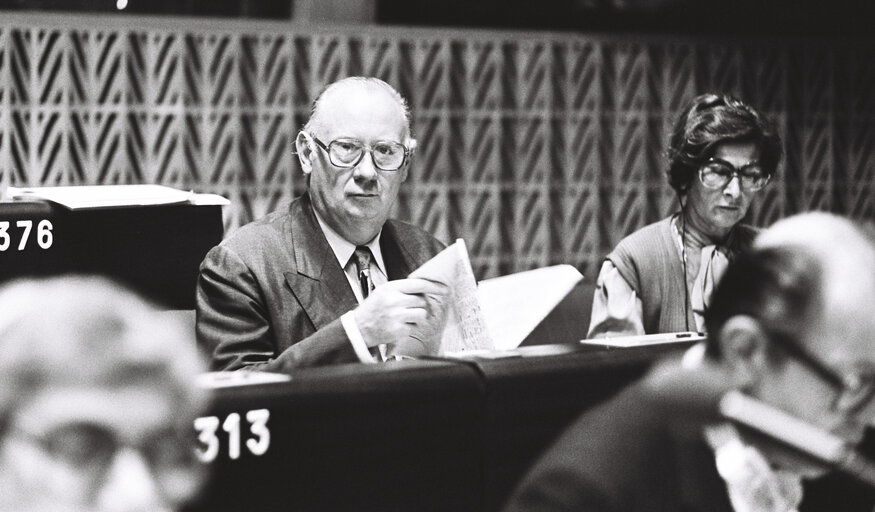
[0,13,873,280]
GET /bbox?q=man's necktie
[353,246,375,299]
[353,246,385,361]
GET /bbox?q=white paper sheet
[580,331,705,347]
[477,264,584,351]
[7,184,229,210]
[409,239,493,354]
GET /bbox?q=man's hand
[390,283,450,358]
[354,278,449,354]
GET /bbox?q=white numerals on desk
[0,220,53,251]
[194,409,271,462]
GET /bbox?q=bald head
[303,77,414,144]
[756,211,875,265]
[703,212,875,461]
[755,212,875,333]
[706,211,875,359]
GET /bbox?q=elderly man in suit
[502,212,875,512]
[197,77,448,372]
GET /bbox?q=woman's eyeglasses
[699,157,771,191]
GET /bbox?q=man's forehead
[756,212,872,256]
[313,81,406,134]
[763,214,875,368]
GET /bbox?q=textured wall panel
[0,14,872,281]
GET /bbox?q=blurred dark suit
[503,362,875,512]
[502,375,734,512]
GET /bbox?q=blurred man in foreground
[504,212,875,512]
[0,276,208,512]
[197,76,448,372]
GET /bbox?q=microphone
[641,360,875,487]
[719,391,875,488]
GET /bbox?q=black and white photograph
[0,1,873,511]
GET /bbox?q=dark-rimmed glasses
[312,137,409,171]
[699,157,771,191]
[766,328,875,415]
[10,420,199,481]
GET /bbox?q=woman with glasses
[0,276,208,512]
[587,93,782,338]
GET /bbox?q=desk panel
[451,343,695,511]
[0,200,223,308]
[195,342,693,512]
[196,360,485,512]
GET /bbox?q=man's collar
[705,423,804,512]
[312,208,387,275]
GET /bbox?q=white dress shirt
[313,210,387,363]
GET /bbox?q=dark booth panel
[196,360,486,512]
[448,342,696,512]
[0,200,224,308]
[195,340,697,512]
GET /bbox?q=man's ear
[399,138,416,182]
[295,132,314,175]
[717,315,771,389]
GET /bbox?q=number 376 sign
[0,219,53,251]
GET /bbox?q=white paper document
[580,331,705,348]
[409,239,493,354]
[7,184,229,210]
[195,371,291,389]
[410,241,584,356]
[478,264,583,351]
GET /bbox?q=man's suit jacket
[196,193,445,372]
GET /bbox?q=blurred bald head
[755,212,875,332]
[704,212,875,460]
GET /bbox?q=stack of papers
[408,240,584,356]
[195,371,290,389]
[581,332,705,347]
[7,184,229,210]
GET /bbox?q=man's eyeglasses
[767,328,875,415]
[11,420,200,481]
[699,157,771,191]
[312,136,410,171]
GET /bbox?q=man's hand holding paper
[389,281,451,358]
[354,278,449,352]
[406,239,494,355]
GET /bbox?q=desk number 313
[194,409,270,462]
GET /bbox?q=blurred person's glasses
[311,136,409,171]
[699,158,771,191]
[767,329,875,415]
[11,420,200,484]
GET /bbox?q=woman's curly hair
[667,93,783,194]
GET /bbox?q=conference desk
[0,198,223,308]
[195,341,695,512]
[196,360,485,512]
